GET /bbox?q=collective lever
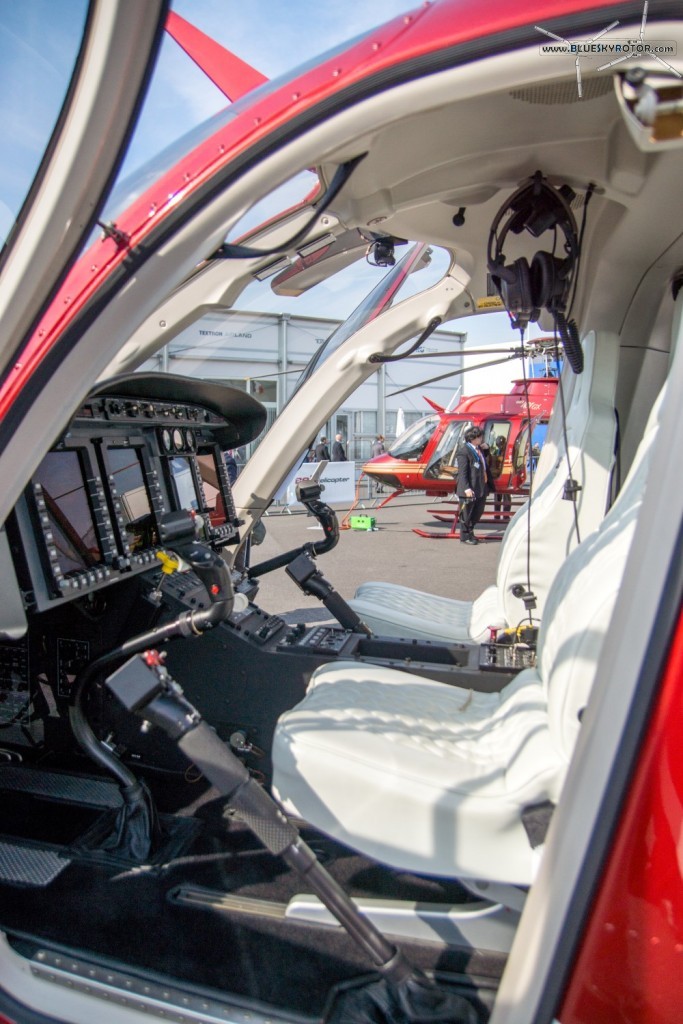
[105,652,476,1024]
[285,551,372,635]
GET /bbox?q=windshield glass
[101,106,242,226]
[137,243,453,467]
[292,243,433,396]
[0,0,89,248]
[389,414,439,459]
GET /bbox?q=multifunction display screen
[106,448,154,551]
[169,457,200,512]
[34,450,103,576]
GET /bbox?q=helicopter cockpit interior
[1,5,683,1023]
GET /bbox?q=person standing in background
[480,439,497,502]
[332,433,347,461]
[371,435,385,493]
[224,449,238,486]
[456,426,488,545]
[314,436,331,461]
[491,435,512,519]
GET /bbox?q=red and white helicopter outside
[362,374,558,500]
[0,3,682,1024]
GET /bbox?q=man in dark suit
[456,426,489,544]
[314,436,331,461]
[331,433,347,461]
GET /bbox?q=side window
[483,420,511,480]
[512,423,530,478]
[0,3,89,247]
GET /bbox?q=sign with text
[276,461,355,507]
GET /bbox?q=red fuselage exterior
[363,378,558,496]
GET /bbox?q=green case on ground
[349,515,376,530]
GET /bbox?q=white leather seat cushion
[273,663,563,884]
[350,582,503,643]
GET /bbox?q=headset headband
[487,171,585,372]
[487,172,579,277]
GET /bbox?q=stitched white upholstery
[272,382,665,885]
[344,582,503,645]
[274,666,561,884]
[350,332,619,642]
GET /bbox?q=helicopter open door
[423,418,471,479]
[510,418,545,491]
[481,420,511,478]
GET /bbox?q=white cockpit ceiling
[314,28,682,339]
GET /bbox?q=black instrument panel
[10,375,266,614]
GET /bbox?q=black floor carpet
[0,779,504,1020]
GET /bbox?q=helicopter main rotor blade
[402,346,526,360]
[387,354,519,397]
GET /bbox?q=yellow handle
[156,551,180,575]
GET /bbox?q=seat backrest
[495,331,619,626]
[539,380,666,764]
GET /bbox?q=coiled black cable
[555,311,583,374]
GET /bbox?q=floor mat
[0,783,504,1016]
[0,841,70,887]
[0,764,123,807]
[0,766,200,882]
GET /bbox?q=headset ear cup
[530,249,575,314]
[499,257,538,329]
[530,251,557,309]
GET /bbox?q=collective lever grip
[174,541,234,619]
[285,552,372,635]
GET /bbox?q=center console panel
[208,593,516,692]
[143,570,518,780]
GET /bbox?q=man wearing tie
[456,426,489,545]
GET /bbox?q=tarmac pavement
[248,493,507,623]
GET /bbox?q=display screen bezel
[195,446,236,526]
[167,455,205,515]
[103,445,156,553]
[33,448,104,577]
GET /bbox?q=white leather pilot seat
[272,381,665,886]
[349,331,619,643]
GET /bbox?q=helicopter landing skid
[368,487,406,510]
[414,500,507,540]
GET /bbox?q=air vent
[510,77,613,104]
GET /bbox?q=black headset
[487,171,579,330]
